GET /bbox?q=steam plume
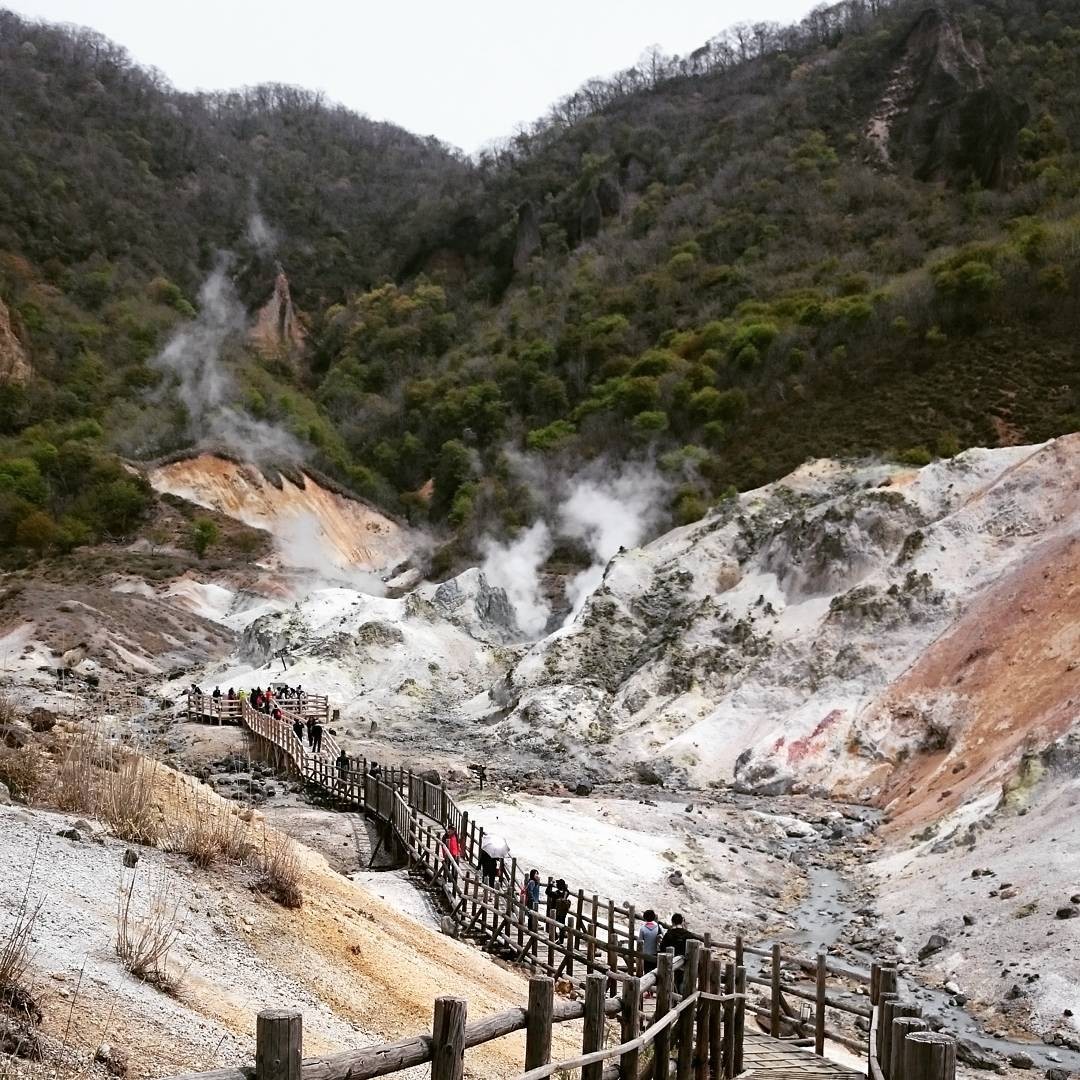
[150,259,304,462]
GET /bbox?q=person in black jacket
[545,877,571,942]
[659,913,693,991]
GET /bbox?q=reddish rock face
[0,296,31,384]
[250,268,305,359]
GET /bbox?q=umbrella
[480,834,510,859]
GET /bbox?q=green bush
[189,518,219,558]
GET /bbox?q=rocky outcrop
[866,8,1026,188]
[250,266,305,358]
[431,568,519,644]
[513,201,542,272]
[0,296,31,384]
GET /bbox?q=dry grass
[0,857,44,1021]
[167,790,254,868]
[0,745,47,803]
[54,729,162,845]
[257,831,304,909]
[114,869,181,994]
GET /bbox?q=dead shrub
[168,790,254,867]
[0,744,47,802]
[0,847,44,1024]
[257,832,304,909]
[55,729,162,845]
[114,869,181,994]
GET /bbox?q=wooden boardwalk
[175,692,942,1080]
[743,1033,863,1080]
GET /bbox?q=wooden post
[770,943,782,1037]
[734,965,746,1076]
[722,962,736,1079]
[696,948,712,1080]
[677,941,701,1080]
[815,953,827,1056]
[890,1017,928,1080]
[903,1032,957,1080]
[709,956,722,1080]
[882,1002,921,1080]
[431,997,466,1080]
[566,916,575,977]
[621,976,642,1080]
[582,973,605,1080]
[655,950,674,1080]
[525,977,554,1071]
[255,1010,301,1080]
[587,894,598,972]
[875,993,899,1065]
[607,900,617,976]
[627,904,637,976]
[878,966,899,998]
[870,962,882,1006]
[734,934,744,971]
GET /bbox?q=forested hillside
[0,0,1077,566]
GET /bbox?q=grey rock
[963,913,976,925]
[575,783,593,797]
[668,870,685,887]
[1054,906,1078,920]
[122,849,139,868]
[57,827,82,841]
[1008,1053,1035,1070]
[1045,1069,1069,1080]
[956,1038,1003,1071]
[918,933,949,961]
[0,780,9,805]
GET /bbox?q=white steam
[559,466,667,618]
[246,211,278,256]
[478,460,669,641]
[150,260,304,462]
[480,521,554,638]
[276,513,388,596]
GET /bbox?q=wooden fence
[174,693,958,1080]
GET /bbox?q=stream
[770,866,1080,1073]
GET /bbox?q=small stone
[999,886,1018,899]
[57,827,82,841]
[918,933,949,961]
[122,849,139,868]
[668,870,685,887]
[956,1038,1003,1071]
[1055,907,1078,920]
[575,783,592,797]
[1005,983,1025,1000]
[1008,1053,1035,1070]
[944,980,961,994]
[0,780,10,805]
[963,914,976,926]
[1045,1069,1068,1080]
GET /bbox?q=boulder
[956,1039,1003,1071]
[0,780,9,806]
[918,933,949,961]
[432,569,519,644]
[574,782,593,797]
[26,707,57,733]
[122,849,139,868]
[1054,906,1078,920]
[57,827,82,842]
[1008,1053,1035,1070]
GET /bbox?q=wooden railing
[170,691,960,1080]
[866,965,956,1080]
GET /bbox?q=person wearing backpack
[659,912,693,991]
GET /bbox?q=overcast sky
[9,0,817,151]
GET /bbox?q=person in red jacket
[442,825,461,880]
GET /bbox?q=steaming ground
[2,438,1078,1065]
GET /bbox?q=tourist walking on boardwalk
[311,719,323,753]
[660,912,692,991]
[306,716,316,747]
[337,747,349,790]
[546,877,571,941]
[638,908,661,979]
[523,869,541,911]
[292,717,305,744]
[479,834,510,887]
[442,824,461,879]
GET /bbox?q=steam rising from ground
[480,460,668,640]
[150,260,304,463]
[276,513,388,595]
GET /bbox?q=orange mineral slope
[862,529,1080,833]
[149,454,411,571]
